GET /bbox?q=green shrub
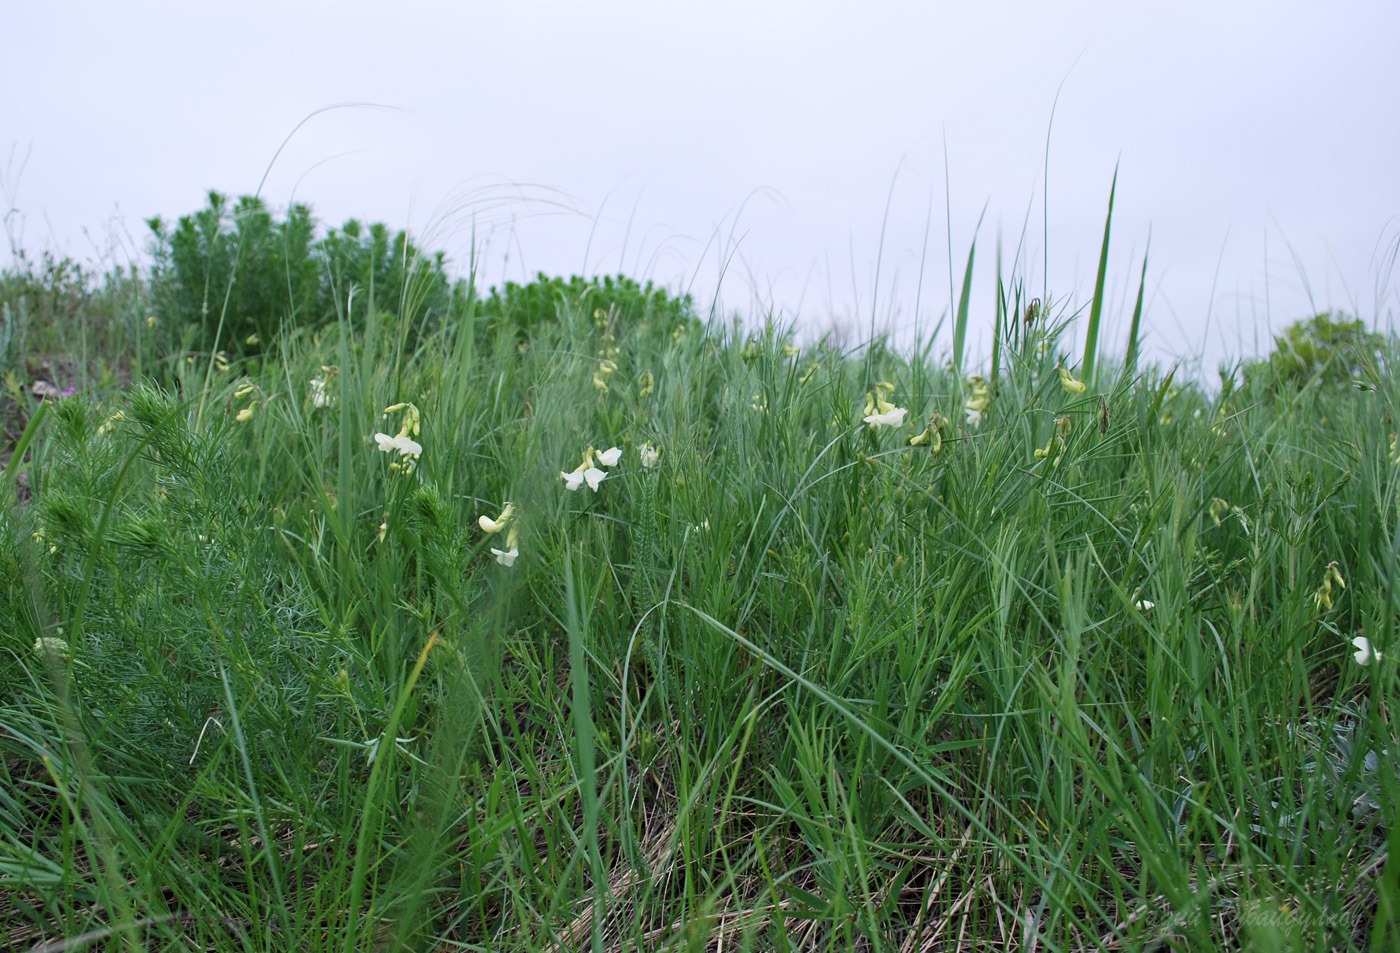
[477,272,701,344]
[1245,310,1386,392]
[146,192,464,358]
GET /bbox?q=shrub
[477,272,700,344]
[146,192,463,358]
[1246,310,1386,392]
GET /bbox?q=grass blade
[1082,164,1118,388]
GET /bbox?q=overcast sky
[5,1,1399,371]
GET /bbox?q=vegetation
[1,196,1398,951]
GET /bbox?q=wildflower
[1134,600,1155,612]
[783,342,800,359]
[862,382,907,428]
[31,529,56,555]
[1209,498,1230,526]
[799,362,820,385]
[377,515,388,543]
[383,402,421,437]
[561,447,608,492]
[245,333,260,346]
[1391,433,1400,466]
[638,443,661,468]
[478,501,516,534]
[377,403,423,471]
[637,370,655,398]
[1033,433,1064,462]
[146,315,158,329]
[1058,367,1086,394]
[594,358,618,392]
[1314,561,1346,611]
[864,405,908,428]
[909,414,946,452]
[33,636,69,661]
[491,525,520,567]
[1035,418,1071,463]
[234,380,256,400]
[375,432,423,457]
[740,339,762,363]
[1353,635,1382,666]
[235,403,257,423]
[310,377,332,408]
[751,393,768,413]
[964,375,989,428]
[214,351,231,372]
[596,446,623,468]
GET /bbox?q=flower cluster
[1034,416,1072,464]
[1314,561,1346,612]
[33,636,69,661]
[233,379,259,423]
[964,375,989,428]
[311,366,337,409]
[594,358,618,392]
[479,501,519,567]
[375,402,422,473]
[561,445,622,491]
[862,382,907,428]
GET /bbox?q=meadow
[1,195,1397,951]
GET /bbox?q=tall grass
[1,211,1397,952]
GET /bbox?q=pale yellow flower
[1315,561,1346,611]
[1058,367,1086,394]
[33,636,69,661]
[964,375,989,427]
[478,502,516,534]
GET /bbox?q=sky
[5,0,1399,372]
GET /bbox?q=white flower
[491,546,518,567]
[863,406,908,428]
[562,447,610,491]
[638,443,661,468]
[310,377,331,408]
[1353,635,1382,666]
[1134,599,1155,612]
[596,446,623,467]
[375,433,422,457]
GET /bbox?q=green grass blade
[952,202,987,376]
[1123,234,1150,379]
[1082,164,1118,388]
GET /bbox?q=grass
[1,219,1398,951]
